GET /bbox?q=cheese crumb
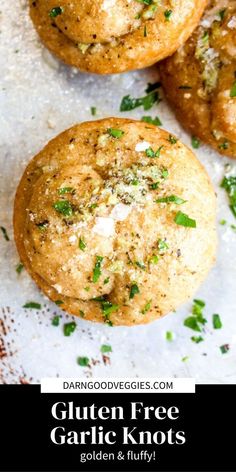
[110,203,131,221]
[135,141,151,152]
[92,217,115,237]
[69,235,77,243]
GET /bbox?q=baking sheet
[1,0,236,384]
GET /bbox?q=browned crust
[159,2,236,158]
[14,118,217,326]
[29,0,207,74]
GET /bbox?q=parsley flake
[166,331,174,341]
[49,6,63,18]
[120,84,160,112]
[129,283,140,299]
[141,300,152,314]
[64,321,76,337]
[221,175,236,218]
[77,356,90,366]
[191,136,201,149]
[191,336,204,343]
[168,135,177,144]
[141,115,162,126]
[16,263,24,274]
[220,344,230,354]
[164,9,172,21]
[101,344,112,353]
[213,313,222,329]
[230,81,236,98]
[53,200,73,217]
[1,226,9,241]
[79,238,86,251]
[58,187,74,195]
[146,146,163,158]
[52,315,60,327]
[92,256,103,283]
[49,7,63,18]
[174,211,196,228]
[23,302,41,310]
[156,195,186,205]
[107,128,124,139]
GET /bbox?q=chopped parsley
[150,182,159,190]
[92,297,118,325]
[157,239,169,253]
[92,256,103,283]
[168,135,177,144]
[120,84,160,112]
[220,344,230,354]
[55,300,63,305]
[161,168,169,179]
[23,302,42,310]
[91,106,97,116]
[103,277,110,285]
[141,115,162,126]
[49,6,63,18]
[184,317,202,332]
[221,175,236,218]
[79,310,85,318]
[107,128,124,139]
[1,226,9,241]
[101,344,112,353]
[184,299,207,332]
[219,140,229,150]
[53,200,73,217]
[218,8,226,21]
[191,136,201,149]
[52,315,60,327]
[64,321,76,336]
[145,82,161,94]
[166,331,174,341]
[182,356,189,362]
[102,301,119,317]
[58,187,74,195]
[136,0,154,4]
[149,254,159,264]
[213,313,222,329]
[146,146,163,158]
[37,221,48,231]
[193,299,205,309]
[230,81,236,98]
[129,283,140,299]
[79,238,86,251]
[220,219,227,225]
[191,336,204,343]
[135,261,146,270]
[16,263,24,274]
[156,195,186,205]
[174,211,196,228]
[77,356,90,367]
[164,9,172,21]
[141,300,152,314]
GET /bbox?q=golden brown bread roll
[159,0,236,158]
[14,118,217,326]
[29,0,207,74]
